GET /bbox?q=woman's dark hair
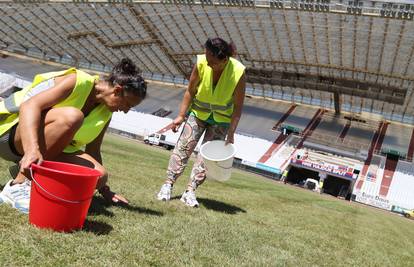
[108,58,147,99]
[204,37,236,60]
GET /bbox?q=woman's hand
[225,132,234,145]
[171,115,185,133]
[99,185,129,205]
[20,149,43,178]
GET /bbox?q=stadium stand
[267,135,299,171]
[1,1,414,121]
[387,160,414,209]
[258,131,290,163]
[382,122,414,159]
[1,0,414,211]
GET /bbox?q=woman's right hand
[20,149,43,178]
[171,115,185,133]
[99,185,129,205]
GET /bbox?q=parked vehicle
[303,178,321,193]
[391,205,414,219]
[403,209,414,219]
[144,133,175,150]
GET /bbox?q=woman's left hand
[225,132,234,145]
[99,185,129,205]
[20,148,43,178]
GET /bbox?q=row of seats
[2,3,412,82]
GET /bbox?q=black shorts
[0,124,22,163]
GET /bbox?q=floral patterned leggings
[166,114,229,190]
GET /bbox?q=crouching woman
[0,58,146,213]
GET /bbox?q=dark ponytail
[108,58,147,99]
[205,37,236,60]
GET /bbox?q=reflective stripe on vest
[192,98,233,111]
[190,103,232,119]
[3,94,19,113]
[190,54,245,123]
[191,98,233,118]
[191,99,233,119]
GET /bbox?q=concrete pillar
[334,91,341,115]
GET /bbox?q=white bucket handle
[30,168,83,204]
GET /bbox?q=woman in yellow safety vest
[157,37,246,207]
[0,58,146,213]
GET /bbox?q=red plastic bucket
[29,161,101,232]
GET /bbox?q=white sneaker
[180,190,199,208]
[0,179,31,214]
[157,183,172,201]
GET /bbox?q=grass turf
[0,134,413,266]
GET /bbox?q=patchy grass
[0,134,413,266]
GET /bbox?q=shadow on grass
[198,197,247,214]
[171,196,246,214]
[89,196,163,217]
[170,195,182,201]
[83,219,113,235]
[88,196,115,217]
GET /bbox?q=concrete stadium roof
[1,0,414,123]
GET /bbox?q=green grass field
[0,134,413,266]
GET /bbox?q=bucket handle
[30,168,83,204]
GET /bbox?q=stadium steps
[339,120,351,141]
[258,132,290,163]
[407,128,414,162]
[379,158,399,197]
[296,109,326,149]
[356,121,389,190]
[272,104,297,131]
[359,155,383,196]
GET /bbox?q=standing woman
[0,58,147,213]
[157,37,246,207]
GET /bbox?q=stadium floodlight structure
[1,0,414,124]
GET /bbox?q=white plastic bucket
[200,140,236,181]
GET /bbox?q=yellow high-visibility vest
[190,54,245,123]
[0,68,112,153]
